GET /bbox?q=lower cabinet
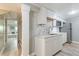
[45,36,63,56]
[35,35,63,56]
[58,33,67,44]
[61,33,67,44]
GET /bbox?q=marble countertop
[35,32,67,39]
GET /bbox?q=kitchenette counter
[35,32,67,56]
[35,32,67,39]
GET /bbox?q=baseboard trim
[72,41,79,44]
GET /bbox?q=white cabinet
[57,33,67,44]
[35,35,63,56]
[35,33,67,56]
[37,7,48,24]
[45,36,62,56]
[60,33,67,44]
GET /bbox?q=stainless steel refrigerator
[60,22,72,44]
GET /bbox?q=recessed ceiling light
[69,10,77,15]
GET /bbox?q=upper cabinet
[37,7,66,25]
[37,7,48,24]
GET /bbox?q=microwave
[53,20,63,27]
[56,21,63,27]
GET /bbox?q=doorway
[0,11,21,56]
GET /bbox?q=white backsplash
[36,24,59,36]
[50,27,59,33]
[36,24,48,36]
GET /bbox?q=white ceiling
[0,4,21,14]
[34,3,79,20]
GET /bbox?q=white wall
[21,4,30,56]
[29,10,39,54]
[70,17,79,42]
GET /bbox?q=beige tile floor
[1,48,18,56]
[0,38,19,56]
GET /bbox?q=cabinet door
[45,36,62,56]
[45,36,58,56]
[58,34,67,44]
[55,35,63,50]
